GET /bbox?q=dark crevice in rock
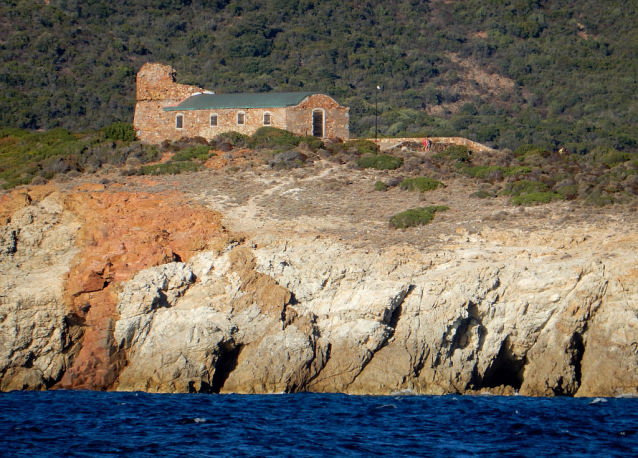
[346,286,417,390]
[481,336,525,390]
[386,285,415,325]
[281,293,298,329]
[570,332,585,390]
[304,332,331,389]
[155,291,171,309]
[444,301,486,359]
[388,287,412,330]
[383,285,415,345]
[446,322,485,358]
[413,347,430,378]
[211,342,243,393]
[23,353,34,369]
[188,380,212,394]
[48,313,86,389]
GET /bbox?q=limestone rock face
[113,248,325,393]
[106,233,638,397]
[0,192,82,391]
[1,184,637,397]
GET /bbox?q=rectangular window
[237,112,245,125]
[176,114,183,129]
[210,115,218,126]
[263,113,271,125]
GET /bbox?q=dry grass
[54,159,620,252]
[22,156,638,254]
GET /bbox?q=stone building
[134,63,350,144]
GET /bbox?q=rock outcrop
[0,188,82,391]
[1,180,637,397]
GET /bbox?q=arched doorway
[312,110,324,137]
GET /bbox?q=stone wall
[369,137,495,153]
[136,63,202,102]
[287,94,350,140]
[134,64,350,143]
[134,63,203,144]
[166,107,288,140]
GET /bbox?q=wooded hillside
[1,0,637,152]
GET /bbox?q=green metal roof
[163,92,321,111]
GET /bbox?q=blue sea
[1,391,637,457]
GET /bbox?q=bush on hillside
[172,145,215,162]
[357,154,403,170]
[102,122,137,142]
[511,192,564,205]
[400,177,444,192]
[217,131,249,146]
[499,180,549,196]
[342,139,379,155]
[457,165,532,179]
[389,205,449,229]
[249,127,323,150]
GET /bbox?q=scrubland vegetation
[4,124,638,220]
[389,205,450,229]
[1,1,638,155]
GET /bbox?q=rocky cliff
[1,169,637,397]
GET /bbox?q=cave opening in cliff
[211,343,243,393]
[482,337,524,390]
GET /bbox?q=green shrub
[139,161,202,175]
[503,166,533,176]
[458,165,502,179]
[556,185,579,199]
[447,145,470,162]
[519,152,547,167]
[342,139,379,155]
[400,176,444,192]
[102,122,137,142]
[357,154,403,170]
[374,180,388,191]
[514,144,548,157]
[500,180,549,196]
[249,127,323,150]
[250,127,298,148]
[435,145,469,162]
[511,192,564,205]
[0,128,29,139]
[389,205,449,229]
[601,151,633,168]
[217,131,249,145]
[172,145,213,162]
[471,190,492,198]
[460,165,531,179]
[584,191,617,207]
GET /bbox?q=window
[237,112,245,125]
[312,109,324,137]
[176,114,184,129]
[210,114,218,126]
[263,112,272,125]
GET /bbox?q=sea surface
[1,390,637,457]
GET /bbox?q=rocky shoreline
[1,166,637,396]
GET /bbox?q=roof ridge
[164,91,327,111]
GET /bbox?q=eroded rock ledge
[1,181,637,397]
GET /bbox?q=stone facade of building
[134,63,349,144]
[133,63,204,144]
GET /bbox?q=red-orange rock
[55,190,226,390]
